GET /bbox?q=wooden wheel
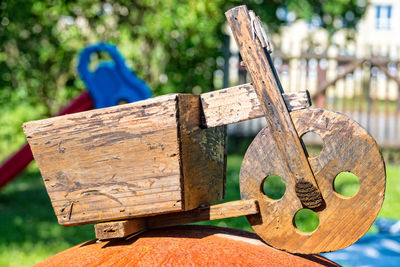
[239,108,385,254]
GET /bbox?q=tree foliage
[0,0,367,114]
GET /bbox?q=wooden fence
[224,41,400,149]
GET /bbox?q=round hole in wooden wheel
[333,171,360,198]
[240,108,385,253]
[293,209,319,233]
[300,131,323,157]
[262,175,286,200]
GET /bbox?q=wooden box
[23,94,226,225]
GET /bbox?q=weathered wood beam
[23,83,309,226]
[94,199,259,240]
[200,83,310,128]
[226,5,322,208]
[24,94,226,226]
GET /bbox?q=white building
[358,0,400,54]
[225,0,400,146]
[276,0,400,57]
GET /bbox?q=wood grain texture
[95,219,146,239]
[95,199,259,240]
[200,83,310,128]
[23,94,225,226]
[240,108,386,254]
[226,6,322,208]
[23,82,309,226]
[177,94,226,210]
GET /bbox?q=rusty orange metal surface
[36,225,338,266]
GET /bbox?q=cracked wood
[226,6,322,208]
[200,83,310,128]
[23,82,309,226]
[24,94,226,225]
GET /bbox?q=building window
[376,5,392,30]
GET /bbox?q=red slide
[0,91,94,188]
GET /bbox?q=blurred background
[1,0,400,266]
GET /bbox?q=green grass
[0,165,94,267]
[379,163,400,218]
[294,209,319,232]
[262,175,286,200]
[194,155,253,231]
[1,155,399,266]
[333,171,360,197]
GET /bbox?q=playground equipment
[23,6,385,254]
[78,43,151,108]
[0,43,151,188]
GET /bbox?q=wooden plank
[24,94,184,225]
[226,6,322,208]
[95,199,259,240]
[95,219,147,240]
[200,83,310,128]
[24,84,310,228]
[282,91,311,111]
[23,94,227,226]
[24,82,308,226]
[177,95,226,210]
[147,199,258,229]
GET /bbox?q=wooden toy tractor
[23,6,385,254]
